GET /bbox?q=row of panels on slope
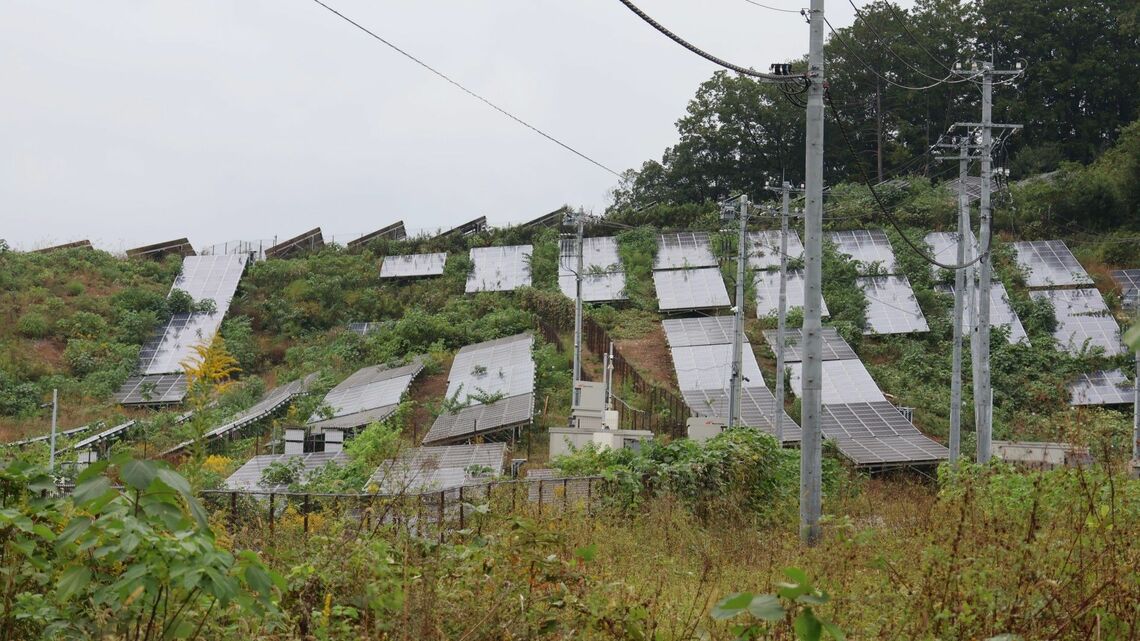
[661,317,800,443]
[422,333,537,445]
[765,328,949,468]
[652,232,730,313]
[116,253,250,407]
[558,236,627,303]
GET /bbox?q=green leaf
[794,608,822,641]
[573,544,597,563]
[747,594,784,621]
[120,459,158,490]
[75,460,109,484]
[72,476,113,508]
[155,467,192,496]
[797,590,830,606]
[56,516,92,547]
[821,619,846,641]
[57,566,91,601]
[711,592,753,620]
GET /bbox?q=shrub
[16,311,50,339]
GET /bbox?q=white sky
[0,0,892,252]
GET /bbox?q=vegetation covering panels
[654,232,717,269]
[858,275,930,335]
[368,442,507,494]
[936,283,1029,344]
[557,236,626,303]
[825,230,898,274]
[114,373,188,406]
[380,252,447,279]
[224,451,347,493]
[1030,288,1126,356]
[1068,369,1134,406]
[1111,269,1140,310]
[308,361,423,430]
[747,230,804,271]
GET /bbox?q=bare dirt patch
[614,323,677,391]
[406,358,452,444]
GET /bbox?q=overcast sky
[1,0,896,252]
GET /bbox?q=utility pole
[949,137,969,462]
[48,388,58,473]
[728,195,750,428]
[564,210,586,384]
[774,183,792,444]
[1133,345,1139,478]
[800,0,826,546]
[952,59,1022,463]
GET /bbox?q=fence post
[269,493,275,534]
[303,494,310,535]
[538,480,544,516]
[587,478,593,516]
[458,486,465,531]
[230,491,237,528]
[563,478,569,511]
[438,490,445,544]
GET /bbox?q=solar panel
[936,283,1028,344]
[347,322,384,336]
[308,361,423,430]
[1069,369,1134,406]
[446,334,535,400]
[435,216,488,239]
[126,238,195,260]
[380,253,447,278]
[33,239,93,253]
[266,228,324,259]
[558,236,626,302]
[347,221,406,248]
[72,420,138,451]
[760,327,858,362]
[466,245,532,292]
[115,373,188,405]
[747,230,804,270]
[924,231,978,277]
[1111,269,1140,311]
[1011,240,1093,288]
[369,442,507,493]
[654,232,717,269]
[825,433,949,466]
[1030,288,1125,356]
[826,230,897,273]
[754,269,831,318]
[662,316,734,347]
[138,255,248,375]
[162,375,317,456]
[653,267,730,311]
[225,451,347,492]
[787,359,884,405]
[682,386,801,442]
[858,276,930,335]
[944,176,982,203]
[423,393,535,445]
[670,343,766,392]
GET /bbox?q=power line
[822,16,977,91]
[307,0,623,178]
[615,0,806,82]
[843,0,959,85]
[880,1,957,76]
[740,0,803,14]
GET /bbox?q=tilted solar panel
[380,253,447,278]
[662,316,735,348]
[466,245,532,292]
[1068,369,1134,406]
[748,230,804,270]
[936,282,1028,344]
[754,269,831,318]
[225,452,347,492]
[787,359,884,405]
[653,267,730,311]
[1111,269,1140,311]
[369,442,507,493]
[670,343,766,393]
[1030,288,1124,356]
[115,373,188,405]
[760,327,858,363]
[1012,240,1093,288]
[826,229,897,273]
[858,276,930,335]
[654,232,717,269]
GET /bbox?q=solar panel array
[858,276,930,335]
[936,283,1028,344]
[826,230,897,273]
[1069,369,1133,406]
[225,451,347,492]
[138,255,248,375]
[787,360,886,405]
[754,270,831,318]
[655,232,717,269]
[1112,269,1140,311]
[663,316,799,441]
[1012,240,1093,288]
[72,420,138,452]
[466,245,532,292]
[115,374,188,405]
[162,375,317,457]
[424,334,536,445]
[944,176,982,203]
[347,322,384,336]
[653,267,730,312]
[309,361,424,430]
[761,327,858,362]
[380,253,447,279]
[1030,288,1125,356]
[748,230,804,270]
[369,442,507,493]
[558,236,626,302]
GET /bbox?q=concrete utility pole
[774,183,792,445]
[1133,347,1139,477]
[949,137,969,462]
[801,0,826,546]
[565,210,586,384]
[951,59,1022,463]
[728,195,750,428]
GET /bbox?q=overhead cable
[308,0,623,177]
